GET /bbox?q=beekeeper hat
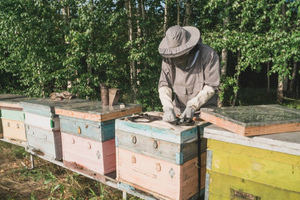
[158,25,200,58]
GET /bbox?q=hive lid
[0,94,32,110]
[55,101,142,122]
[200,104,300,136]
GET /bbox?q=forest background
[0,0,299,110]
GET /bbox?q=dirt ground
[0,140,125,200]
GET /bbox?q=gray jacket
[158,43,220,115]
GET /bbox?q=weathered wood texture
[26,125,62,160]
[116,117,207,144]
[2,119,26,141]
[116,148,206,200]
[24,112,60,131]
[55,101,142,122]
[116,129,207,165]
[206,171,300,200]
[0,118,3,138]
[201,105,300,136]
[0,94,28,109]
[204,125,300,156]
[1,109,25,121]
[21,98,87,117]
[61,132,116,175]
[204,125,300,199]
[59,116,115,142]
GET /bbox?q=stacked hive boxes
[21,98,85,160]
[115,113,209,200]
[201,105,300,200]
[0,94,29,146]
[54,101,142,177]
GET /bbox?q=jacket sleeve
[158,61,173,89]
[203,49,220,90]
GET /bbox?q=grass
[0,141,141,200]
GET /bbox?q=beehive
[55,101,142,176]
[115,113,209,200]
[21,98,85,160]
[204,125,300,200]
[0,94,29,145]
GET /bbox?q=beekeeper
[158,25,220,122]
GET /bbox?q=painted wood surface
[116,118,208,144]
[25,112,60,131]
[204,125,300,156]
[0,94,28,109]
[0,118,3,138]
[2,119,26,141]
[206,139,300,193]
[200,105,300,136]
[116,148,206,200]
[205,171,300,200]
[21,98,87,117]
[61,132,116,175]
[55,102,142,122]
[1,109,25,121]
[59,116,115,142]
[26,125,62,160]
[116,129,207,165]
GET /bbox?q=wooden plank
[55,103,142,122]
[201,112,245,135]
[0,118,3,138]
[2,119,26,141]
[61,132,116,175]
[201,105,300,136]
[208,139,300,166]
[25,112,60,131]
[26,126,62,160]
[59,116,115,142]
[204,125,300,156]
[206,171,300,200]
[21,98,87,117]
[116,118,207,144]
[0,138,27,147]
[116,129,207,165]
[207,145,300,192]
[116,148,206,200]
[1,109,25,121]
[0,94,28,109]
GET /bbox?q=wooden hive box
[62,132,116,175]
[0,94,30,144]
[55,101,142,176]
[59,116,115,142]
[204,125,300,200]
[115,113,209,200]
[200,104,300,136]
[21,98,86,160]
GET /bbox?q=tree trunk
[289,61,298,92]
[218,0,229,107]
[183,0,193,26]
[267,61,270,94]
[232,52,240,107]
[164,0,168,34]
[126,0,137,102]
[177,0,180,25]
[277,76,284,104]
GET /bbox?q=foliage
[0,0,299,108]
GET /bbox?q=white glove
[159,86,173,110]
[186,85,215,110]
[179,107,195,122]
[163,107,177,122]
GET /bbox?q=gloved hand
[179,106,195,122]
[163,107,177,122]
